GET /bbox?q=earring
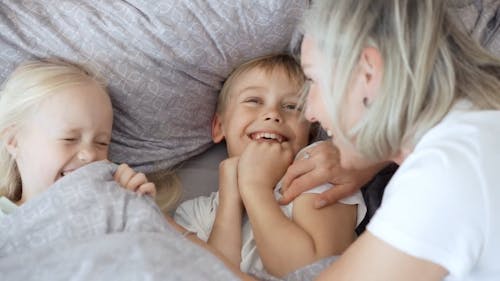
[363,97,371,108]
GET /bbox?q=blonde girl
[0,58,155,210]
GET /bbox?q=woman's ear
[211,113,225,143]
[3,127,18,159]
[359,47,383,105]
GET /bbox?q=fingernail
[315,199,326,209]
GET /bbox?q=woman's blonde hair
[302,0,500,162]
[0,58,106,201]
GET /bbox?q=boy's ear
[211,113,225,143]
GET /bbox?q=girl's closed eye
[242,96,262,105]
[94,138,110,148]
[62,137,78,143]
[95,141,109,147]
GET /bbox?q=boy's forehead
[231,67,301,95]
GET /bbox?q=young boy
[174,54,366,277]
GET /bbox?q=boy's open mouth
[249,132,287,143]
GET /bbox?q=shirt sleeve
[173,192,219,241]
[367,145,486,278]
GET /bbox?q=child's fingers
[126,172,148,191]
[115,163,135,189]
[114,163,155,197]
[114,163,126,182]
[137,182,157,197]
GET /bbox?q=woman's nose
[304,104,317,122]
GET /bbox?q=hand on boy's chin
[237,141,294,192]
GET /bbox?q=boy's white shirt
[174,143,367,273]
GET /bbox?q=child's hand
[114,163,156,197]
[218,157,241,205]
[237,141,294,192]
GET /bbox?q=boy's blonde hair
[0,58,106,201]
[303,0,500,162]
[216,53,306,114]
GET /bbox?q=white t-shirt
[175,143,366,273]
[367,104,500,281]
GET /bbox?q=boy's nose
[263,111,282,123]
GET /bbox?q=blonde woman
[299,0,500,280]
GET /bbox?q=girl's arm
[238,141,356,277]
[207,157,243,266]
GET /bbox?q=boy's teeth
[254,132,283,143]
[326,130,333,137]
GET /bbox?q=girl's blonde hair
[0,58,106,201]
[302,0,500,162]
[147,169,182,215]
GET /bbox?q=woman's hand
[114,163,156,197]
[279,141,385,208]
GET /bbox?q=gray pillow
[0,0,307,172]
[449,0,499,57]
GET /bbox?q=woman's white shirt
[367,105,500,281]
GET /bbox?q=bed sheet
[0,161,237,281]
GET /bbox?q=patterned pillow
[0,0,307,172]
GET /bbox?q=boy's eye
[282,103,303,112]
[283,103,298,111]
[63,138,77,142]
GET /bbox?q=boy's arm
[165,215,257,281]
[238,142,357,277]
[207,157,243,267]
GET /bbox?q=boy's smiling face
[212,67,310,157]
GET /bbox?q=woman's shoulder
[417,105,500,156]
